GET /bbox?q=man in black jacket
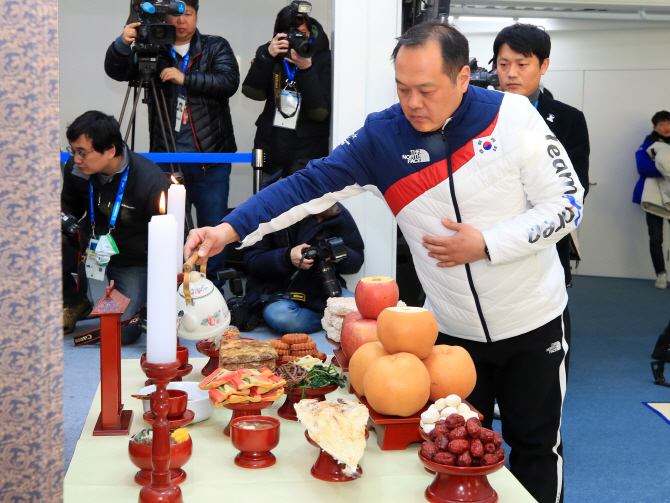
[242,2,331,177]
[104,0,239,289]
[62,111,169,344]
[494,23,590,288]
[243,161,364,334]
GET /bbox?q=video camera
[302,237,347,298]
[469,57,499,89]
[280,1,314,59]
[132,0,185,51]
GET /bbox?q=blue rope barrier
[60,152,253,163]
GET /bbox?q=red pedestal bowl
[305,429,368,482]
[176,346,189,368]
[195,340,219,377]
[222,401,273,437]
[230,415,280,469]
[128,436,193,486]
[277,384,339,421]
[418,451,506,503]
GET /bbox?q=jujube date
[435,435,449,452]
[420,441,438,460]
[482,453,498,466]
[495,446,505,462]
[444,413,465,428]
[433,452,456,466]
[447,439,470,455]
[448,426,467,441]
[480,428,495,443]
[457,451,473,467]
[465,417,482,438]
[484,442,496,454]
[492,431,503,447]
[469,438,484,458]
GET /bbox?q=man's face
[395,40,470,133]
[166,6,197,45]
[496,43,549,97]
[654,120,670,137]
[69,135,116,176]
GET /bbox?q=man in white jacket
[185,21,584,503]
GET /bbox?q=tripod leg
[124,79,145,144]
[157,85,182,176]
[118,85,132,126]
[149,79,175,175]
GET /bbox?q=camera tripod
[118,50,195,231]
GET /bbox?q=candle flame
[159,192,166,214]
[171,175,179,184]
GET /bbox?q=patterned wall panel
[0,1,63,502]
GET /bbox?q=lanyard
[283,59,298,84]
[534,100,539,109]
[90,167,129,235]
[170,47,190,95]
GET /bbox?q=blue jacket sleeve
[222,125,377,247]
[636,138,662,178]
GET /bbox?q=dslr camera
[280,1,315,59]
[217,268,252,331]
[132,0,186,50]
[469,57,499,89]
[302,237,347,298]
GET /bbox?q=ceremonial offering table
[64,357,538,503]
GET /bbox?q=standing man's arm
[104,23,141,82]
[182,38,240,100]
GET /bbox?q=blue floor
[63,275,670,502]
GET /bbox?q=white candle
[167,183,186,274]
[146,212,178,364]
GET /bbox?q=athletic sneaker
[655,272,668,290]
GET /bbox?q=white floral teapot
[176,252,231,341]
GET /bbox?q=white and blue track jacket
[223,85,585,343]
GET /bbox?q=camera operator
[493,23,590,288]
[104,0,239,292]
[242,1,331,177]
[61,111,169,344]
[242,160,364,334]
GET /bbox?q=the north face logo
[402,149,430,163]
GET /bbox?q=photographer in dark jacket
[242,2,331,176]
[103,0,239,289]
[243,161,364,334]
[494,23,590,289]
[61,111,169,343]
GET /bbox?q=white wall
[462,19,670,280]
[59,0,331,209]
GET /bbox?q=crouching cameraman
[242,161,364,334]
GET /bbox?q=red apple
[340,311,364,344]
[341,318,378,358]
[354,276,400,320]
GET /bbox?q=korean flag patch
[474,136,498,155]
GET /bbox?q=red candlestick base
[139,360,184,503]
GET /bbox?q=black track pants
[437,308,570,503]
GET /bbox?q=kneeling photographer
[242,160,364,334]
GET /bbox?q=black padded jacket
[104,30,239,156]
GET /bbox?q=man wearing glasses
[61,111,169,344]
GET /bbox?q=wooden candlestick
[140,360,183,503]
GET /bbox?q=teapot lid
[178,271,216,300]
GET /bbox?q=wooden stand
[140,360,183,503]
[92,281,134,436]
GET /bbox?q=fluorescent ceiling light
[458,16,514,23]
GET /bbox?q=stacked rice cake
[218,339,278,371]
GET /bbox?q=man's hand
[422,219,488,267]
[290,244,313,269]
[184,223,240,264]
[268,33,289,57]
[122,22,142,45]
[285,49,312,70]
[161,68,185,85]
